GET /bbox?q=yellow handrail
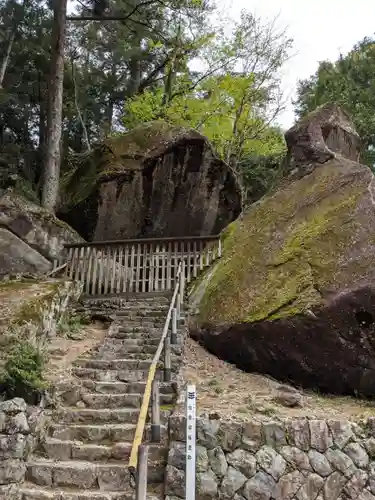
[128,262,183,478]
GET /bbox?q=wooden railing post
[164,335,171,382]
[171,308,178,345]
[135,444,148,500]
[151,380,161,442]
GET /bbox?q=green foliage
[294,37,375,167]
[58,313,88,339]
[240,150,287,206]
[1,341,47,404]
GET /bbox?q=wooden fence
[55,235,221,295]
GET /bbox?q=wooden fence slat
[123,245,129,293]
[193,240,197,278]
[85,248,93,294]
[148,244,154,293]
[135,243,141,294]
[199,240,204,271]
[186,241,191,283]
[91,248,99,295]
[117,247,124,294]
[128,245,135,293]
[110,247,117,294]
[166,241,172,290]
[103,247,111,295]
[154,244,160,291]
[160,243,166,291]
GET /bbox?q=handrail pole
[135,444,148,500]
[176,294,181,321]
[151,380,161,442]
[164,334,171,382]
[171,308,178,345]
[128,262,182,475]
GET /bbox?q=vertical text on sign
[185,384,197,500]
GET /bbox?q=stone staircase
[20,294,184,500]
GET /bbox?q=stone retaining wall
[0,398,46,497]
[165,414,375,500]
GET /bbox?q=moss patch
[60,121,205,211]
[199,158,371,324]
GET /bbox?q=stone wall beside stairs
[0,398,46,498]
[165,413,375,500]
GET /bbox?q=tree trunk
[41,0,67,212]
[0,30,15,88]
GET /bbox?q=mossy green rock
[198,157,372,324]
[192,155,375,396]
[58,121,241,240]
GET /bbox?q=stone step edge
[19,484,162,500]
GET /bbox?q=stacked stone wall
[166,414,375,500]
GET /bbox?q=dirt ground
[182,337,375,422]
[46,321,107,384]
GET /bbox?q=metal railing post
[164,335,171,382]
[135,444,148,500]
[151,380,161,442]
[171,308,178,345]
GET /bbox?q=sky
[217,0,375,130]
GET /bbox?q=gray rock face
[221,466,247,499]
[0,189,83,276]
[0,228,52,276]
[243,471,276,500]
[59,122,241,241]
[285,102,361,170]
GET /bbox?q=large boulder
[0,190,83,276]
[0,228,52,276]
[0,189,83,261]
[58,121,241,240]
[191,103,375,397]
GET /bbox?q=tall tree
[42,0,67,211]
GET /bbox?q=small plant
[208,378,219,387]
[261,406,277,417]
[237,406,248,414]
[214,386,224,395]
[1,341,47,404]
[58,314,86,339]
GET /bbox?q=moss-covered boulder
[0,189,83,276]
[191,103,375,397]
[58,121,241,240]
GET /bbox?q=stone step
[96,344,157,355]
[93,351,154,361]
[109,331,163,340]
[80,390,175,407]
[41,438,168,463]
[26,459,165,490]
[74,359,155,371]
[20,484,135,500]
[72,367,165,382]
[26,459,130,490]
[54,408,141,425]
[104,338,160,347]
[81,393,142,409]
[50,423,167,444]
[80,380,176,395]
[115,310,167,318]
[117,326,162,334]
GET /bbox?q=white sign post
[185,384,196,500]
